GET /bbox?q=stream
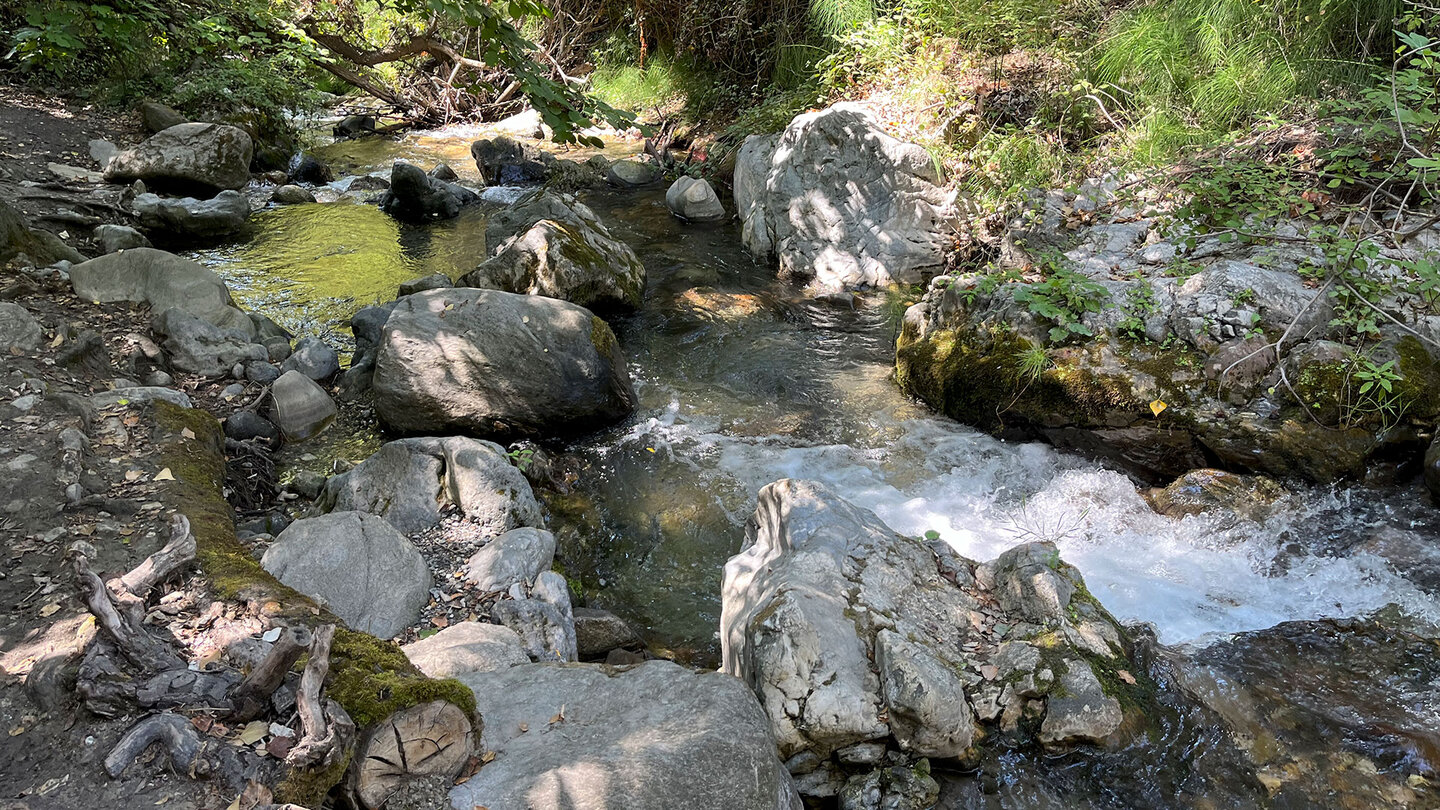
[188,125,1440,806]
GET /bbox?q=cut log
[230,625,311,722]
[351,700,474,809]
[286,625,356,770]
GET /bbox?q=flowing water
[190,124,1440,805]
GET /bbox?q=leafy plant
[1012,264,1112,343]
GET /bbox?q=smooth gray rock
[261,511,431,638]
[665,176,725,221]
[428,162,459,182]
[606,159,659,187]
[734,104,958,290]
[459,191,646,310]
[89,138,119,169]
[1037,661,1123,744]
[319,437,542,534]
[397,273,452,297]
[351,302,397,356]
[271,184,316,205]
[373,288,635,438]
[139,101,186,134]
[450,660,803,810]
[379,161,478,222]
[470,136,555,185]
[573,607,643,658]
[245,360,281,385]
[151,308,266,376]
[105,122,252,192]
[280,336,340,381]
[0,303,42,352]
[70,248,253,335]
[402,622,530,678]
[93,224,151,253]
[133,190,250,242]
[463,527,557,591]
[224,410,281,442]
[268,370,336,441]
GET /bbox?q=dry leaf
[192,716,213,733]
[480,750,497,764]
[548,704,566,725]
[431,615,449,628]
[1149,400,1167,417]
[1116,669,1137,685]
[181,427,196,440]
[153,468,175,481]
[39,603,60,617]
[236,720,268,745]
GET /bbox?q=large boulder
[734,104,959,291]
[723,480,1154,799]
[70,248,254,336]
[449,660,802,810]
[666,176,725,221]
[373,288,636,438]
[104,122,253,193]
[470,136,556,184]
[318,437,543,534]
[261,511,432,638]
[379,161,478,223]
[133,191,251,243]
[151,308,266,376]
[458,191,646,310]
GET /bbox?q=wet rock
[470,136,556,184]
[139,101,186,133]
[573,607,643,659]
[0,303,42,352]
[333,114,377,138]
[665,176,725,221]
[838,761,939,810]
[459,190,646,310]
[379,160,478,223]
[271,185,315,205]
[288,152,331,184]
[396,272,452,297]
[267,370,337,441]
[261,511,431,638]
[451,660,802,810]
[224,410,281,443]
[279,336,340,381]
[462,527,557,591]
[105,122,252,193]
[1146,468,1288,522]
[1037,661,1123,744]
[93,224,151,254]
[606,158,660,187]
[319,437,542,534]
[401,621,530,677]
[71,248,254,335]
[735,104,959,290]
[989,542,1078,625]
[373,288,636,438]
[132,190,251,242]
[151,308,265,376]
[427,162,458,182]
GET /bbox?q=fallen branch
[230,625,312,722]
[114,514,196,599]
[72,546,183,674]
[104,713,203,778]
[286,625,355,770]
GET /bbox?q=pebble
[221,383,246,400]
[10,395,39,412]
[65,483,85,502]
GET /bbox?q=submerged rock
[723,480,1154,798]
[133,190,251,243]
[459,190,647,310]
[735,104,959,291]
[449,660,802,810]
[318,436,542,534]
[104,122,253,193]
[373,288,635,438]
[1146,468,1288,522]
[261,510,431,639]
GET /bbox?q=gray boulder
[373,288,636,438]
[319,437,542,534]
[607,159,659,187]
[734,104,958,290]
[268,370,337,441]
[459,191,646,310]
[225,410,281,443]
[397,273,452,297]
[666,176,725,221]
[105,122,253,193]
[151,308,266,376]
[450,660,802,810]
[139,101,186,134]
[271,184,316,205]
[70,248,253,335]
[90,386,193,409]
[402,622,530,678]
[93,224,151,253]
[133,190,250,242]
[280,336,340,381]
[462,527,557,591]
[573,607,643,658]
[379,161,478,223]
[470,136,555,185]
[261,511,431,638]
[0,303,42,352]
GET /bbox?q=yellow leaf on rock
[236,720,268,745]
[1117,669,1137,685]
[1149,400,1167,416]
[153,468,175,481]
[39,603,60,617]
[181,428,196,440]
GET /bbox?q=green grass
[590,54,691,112]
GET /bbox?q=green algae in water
[188,201,489,339]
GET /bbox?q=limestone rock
[319,437,542,534]
[459,191,646,310]
[401,622,530,678]
[268,370,337,441]
[665,176,725,221]
[462,527,557,591]
[93,224,151,254]
[261,511,431,638]
[1037,661,1123,744]
[449,660,802,810]
[373,288,635,438]
[105,122,253,193]
[734,104,959,290]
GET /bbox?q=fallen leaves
[38,603,60,617]
[153,468,175,481]
[1116,669,1137,685]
